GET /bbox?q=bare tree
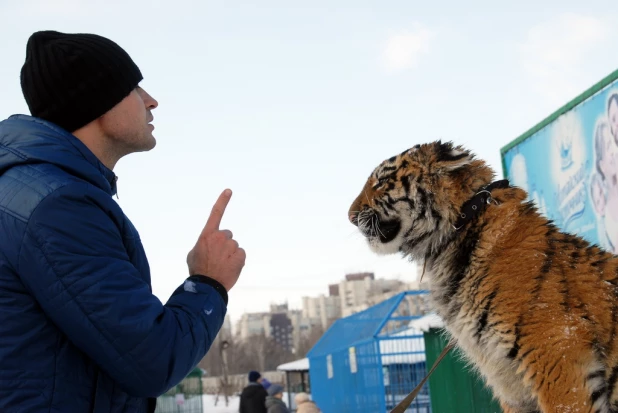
[265,340,296,370]
[295,324,327,357]
[199,332,299,377]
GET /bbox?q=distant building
[301,294,341,330]
[236,312,270,340]
[287,309,312,353]
[339,273,382,316]
[270,302,289,314]
[236,268,431,350]
[270,313,294,352]
[236,303,307,353]
[345,272,374,282]
[338,272,417,317]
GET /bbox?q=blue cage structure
[307,291,431,413]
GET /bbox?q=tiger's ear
[434,141,473,172]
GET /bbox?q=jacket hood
[0,114,117,195]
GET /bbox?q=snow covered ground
[201,394,294,412]
[157,393,293,412]
[201,394,239,412]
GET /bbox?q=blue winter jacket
[0,115,227,412]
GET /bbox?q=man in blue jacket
[0,30,246,412]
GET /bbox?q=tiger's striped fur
[348,140,618,413]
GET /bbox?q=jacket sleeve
[17,183,227,397]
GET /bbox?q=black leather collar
[453,179,510,230]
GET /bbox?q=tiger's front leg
[522,346,609,413]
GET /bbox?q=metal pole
[220,340,230,407]
[286,372,291,411]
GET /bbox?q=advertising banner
[501,70,618,254]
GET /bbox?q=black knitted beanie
[20,30,143,132]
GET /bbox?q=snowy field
[201,394,294,412]
[157,393,293,413]
[202,394,239,412]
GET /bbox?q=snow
[381,351,426,365]
[380,327,427,365]
[201,394,239,412]
[157,394,295,412]
[277,357,309,371]
[407,313,444,332]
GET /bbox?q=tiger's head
[348,141,495,259]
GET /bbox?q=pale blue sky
[1,0,617,325]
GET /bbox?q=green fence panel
[155,367,204,413]
[423,328,502,413]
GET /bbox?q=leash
[389,341,456,413]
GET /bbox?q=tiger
[348,140,618,413]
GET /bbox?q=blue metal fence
[307,291,431,413]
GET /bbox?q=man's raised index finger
[204,189,232,233]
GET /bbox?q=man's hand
[186,189,246,291]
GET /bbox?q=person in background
[294,392,320,413]
[265,384,290,413]
[239,370,268,413]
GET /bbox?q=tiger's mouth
[376,219,401,243]
[352,211,401,244]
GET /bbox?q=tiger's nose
[349,214,358,226]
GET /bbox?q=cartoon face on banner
[503,83,618,254]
